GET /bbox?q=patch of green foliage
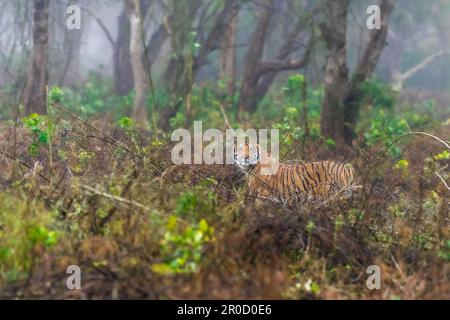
[169,82,231,130]
[270,74,322,152]
[175,191,216,218]
[0,193,58,285]
[437,240,450,262]
[61,73,133,119]
[152,216,215,274]
[49,86,64,104]
[22,113,55,157]
[357,79,407,157]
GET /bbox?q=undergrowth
[0,111,448,299]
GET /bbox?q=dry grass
[0,119,448,300]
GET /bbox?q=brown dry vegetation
[0,117,449,300]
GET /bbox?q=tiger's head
[233,140,260,172]
[233,139,280,176]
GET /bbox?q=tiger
[234,140,356,205]
[160,139,356,205]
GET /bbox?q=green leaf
[325,138,336,148]
[198,219,209,234]
[29,142,39,157]
[434,150,450,160]
[38,132,49,144]
[118,117,134,129]
[49,86,64,103]
[395,159,409,170]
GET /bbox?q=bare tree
[320,0,395,144]
[219,9,238,100]
[126,0,149,127]
[146,23,169,67]
[343,0,395,143]
[237,0,313,117]
[114,0,152,96]
[159,0,240,130]
[114,5,134,95]
[391,50,448,91]
[0,1,33,95]
[319,0,349,144]
[386,28,449,91]
[23,0,50,115]
[57,0,83,87]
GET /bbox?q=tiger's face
[233,140,260,172]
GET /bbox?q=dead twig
[79,184,151,212]
[49,102,134,155]
[435,172,450,192]
[0,150,50,183]
[363,131,450,200]
[219,104,232,129]
[49,102,166,175]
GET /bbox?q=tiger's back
[248,160,355,204]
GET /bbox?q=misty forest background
[0,0,449,299]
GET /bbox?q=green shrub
[62,72,133,118]
[22,113,55,157]
[0,193,58,284]
[152,216,215,274]
[175,191,216,218]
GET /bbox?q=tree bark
[219,9,238,100]
[319,0,349,144]
[126,0,149,127]
[343,0,395,143]
[23,0,50,115]
[237,0,313,116]
[114,0,152,96]
[113,6,134,96]
[237,0,274,116]
[59,0,82,87]
[159,0,239,130]
[319,0,395,145]
[146,23,169,67]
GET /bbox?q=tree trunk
[113,7,134,96]
[237,0,274,116]
[23,0,50,115]
[219,11,238,100]
[146,23,169,67]
[319,0,349,144]
[114,0,152,96]
[113,6,134,96]
[59,0,82,87]
[319,0,394,145]
[252,11,312,109]
[126,0,149,127]
[237,0,312,117]
[158,0,196,130]
[343,0,395,144]
[159,0,237,130]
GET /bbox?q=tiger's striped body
[246,160,355,204]
[161,139,356,205]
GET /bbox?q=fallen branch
[0,150,50,183]
[219,104,232,129]
[79,184,151,212]
[435,172,450,192]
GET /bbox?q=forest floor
[0,115,449,299]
